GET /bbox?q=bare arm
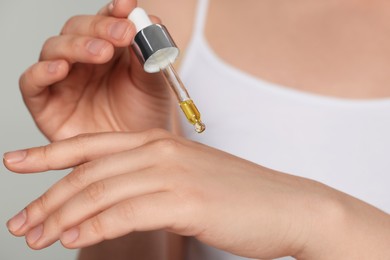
[4,131,390,259]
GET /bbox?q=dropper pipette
[128,8,205,133]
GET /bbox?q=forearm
[297,184,390,260]
[78,231,185,260]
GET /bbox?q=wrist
[295,182,390,260]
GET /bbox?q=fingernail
[86,39,107,55]
[26,224,43,245]
[61,227,80,244]
[3,150,27,164]
[108,1,115,12]
[109,21,130,40]
[108,3,114,12]
[47,61,61,73]
[7,209,27,232]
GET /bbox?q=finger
[61,191,184,249]
[19,60,69,114]
[39,35,114,64]
[5,131,184,240]
[3,129,170,173]
[26,169,167,249]
[7,140,168,236]
[98,1,159,23]
[148,15,162,24]
[99,0,137,18]
[97,2,114,16]
[61,15,134,47]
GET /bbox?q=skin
[13,1,182,259]
[204,0,390,99]
[4,130,390,259]
[3,0,390,259]
[18,1,173,141]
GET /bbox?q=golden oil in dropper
[180,99,206,133]
[161,64,206,133]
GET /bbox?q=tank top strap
[192,0,210,39]
[179,0,210,77]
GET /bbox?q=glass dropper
[128,7,206,133]
[161,64,205,133]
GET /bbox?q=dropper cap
[128,8,179,73]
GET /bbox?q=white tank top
[179,0,390,259]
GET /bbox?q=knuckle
[90,216,104,238]
[73,133,95,147]
[39,36,61,61]
[41,144,52,160]
[119,201,137,223]
[28,192,50,217]
[72,133,95,161]
[84,181,106,203]
[88,17,104,37]
[69,36,83,54]
[41,36,57,56]
[61,15,81,35]
[65,164,89,190]
[19,68,31,90]
[40,144,55,170]
[153,138,182,156]
[19,61,42,91]
[51,209,64,227]
[144,128,170,141]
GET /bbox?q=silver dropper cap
[129,8,179,73]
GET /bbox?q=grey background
[0,1,107,259]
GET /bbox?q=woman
[4,0,390,259]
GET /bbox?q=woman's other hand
[19,0,173,141]
[4,129,390,259]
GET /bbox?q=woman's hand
[4,130,390,259]
[20,0,173,141]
